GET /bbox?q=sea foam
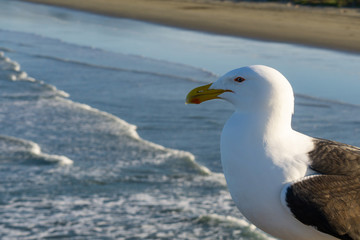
[0,51,69,98]
[60,97,213,176]
[0,135,73,165]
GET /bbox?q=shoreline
[22,0,360,54]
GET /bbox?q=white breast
[220,112,337,240]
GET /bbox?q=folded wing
[283,138,360,240]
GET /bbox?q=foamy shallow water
[0,0,359,239]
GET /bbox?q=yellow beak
[185,83,231,104]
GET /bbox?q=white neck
[234,104,293,144]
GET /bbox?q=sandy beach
[22,0,360,53]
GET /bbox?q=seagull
[186,65,360,240]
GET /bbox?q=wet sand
[23,0,360,53]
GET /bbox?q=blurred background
[0,0,359,239]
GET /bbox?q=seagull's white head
[186,65,294,117]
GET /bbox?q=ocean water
[0,0,359,239]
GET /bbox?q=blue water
[0,0,359,239]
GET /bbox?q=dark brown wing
[309,138,360,176]
[286,175,360,240]
[285,138,360,240]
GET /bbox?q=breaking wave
[0,135,73,165]
[0,51,69,98]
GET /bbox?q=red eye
[234,76,246,83]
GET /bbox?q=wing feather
[309,138,360,176]
[284,138,360,240]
